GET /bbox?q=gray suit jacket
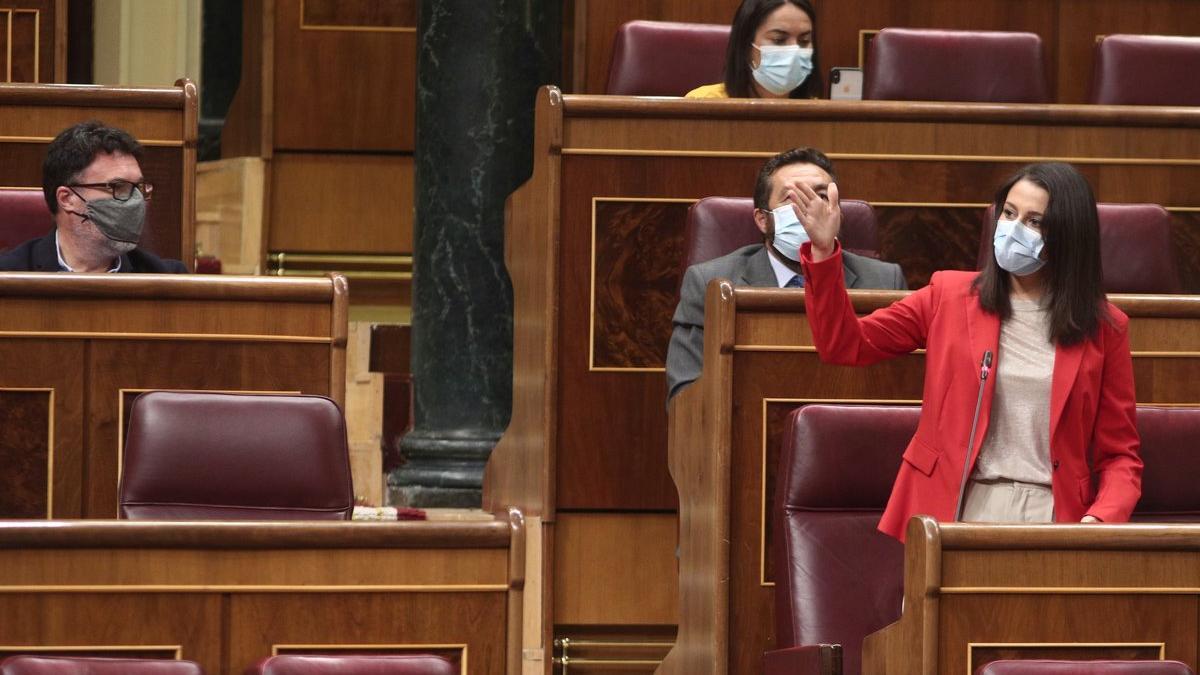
[665,243,907,400]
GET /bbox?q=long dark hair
[974,162,1109,346]
[724,0,823,99]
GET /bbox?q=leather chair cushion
[774,404,918,675]
[244,655,457,675]
[119,391,354,520]
[0,189,53,251]
[977,660,1194,675]
[1091,34,1200,106]
[976,203,1181,294]
[865,28,1049,103]
[1132,407,1200,521]
[606,20,729,96]
[682,197,879,273]
[0,656,203,675]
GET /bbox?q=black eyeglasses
[68,179,153,202]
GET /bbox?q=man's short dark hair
[753,147,837,210]
[42,121,144,214]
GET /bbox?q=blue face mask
[993,218,1046,276]
[752,45,814,96]
[770,203,809,262]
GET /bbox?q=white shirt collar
[55,230,121,273]
[765,245,801,288]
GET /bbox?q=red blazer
[801,243,1143,541]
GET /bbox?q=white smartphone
[829,67,863,100]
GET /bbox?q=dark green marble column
[390,0,561,507]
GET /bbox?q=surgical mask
[752,45,814,96]
[71,190,147,246]
[993,218,1046,276]
[770,203,809,261]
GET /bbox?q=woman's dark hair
[724,0,823,99]
[973,162,1109,346]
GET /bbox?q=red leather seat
[769,404,916,675]
[119,391,354,520]
[682,196,880,274]
[0,656,203,674]
[243,655,456,675]
[976,203,1181,294]
[1131,407,1200,523]
[0,188,53,251]
[977,660,1194,674]
[606,20,729,96]
[864,28,1049,103]
[1091,34,1200,106]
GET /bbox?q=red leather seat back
[774,404,916,675]
[977,659,1195,674]
[682,197,879,272]
[244,655,457,675]
[119,391,354,520]
[864,28,1050,103]
[0,188,53,251]
[606,20,729,96]
[0,656,203,674]
[1091,34,1200,106]
[976,203,1181,294]
[1131,407,1200,523]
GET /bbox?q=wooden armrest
[763,644,842,675]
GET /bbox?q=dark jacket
[0,232,187,273]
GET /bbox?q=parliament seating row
[0,655,456,675]
[686,197,1181,294]
[768,404,1200,675]
[607,22,1200,106]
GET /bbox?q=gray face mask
[73,190,147,245]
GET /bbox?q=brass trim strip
[554,640,674,649]
[966,642,1165,675]
[0,584,510,593]
[0,185,39,190]
[270,253,413,265]
[0,331,331,343]
[759,397,922,587]
[870,201,989,208]
[0,136,183,146]
[562,148,1200,166]
[297,0,415,32]
[1,387,54,519]
[274,643,467,675]
[0,645,182,659]
[944,586,1200,594]
[555,658,663,666]
[272,270,413,280]
[5,10,11,83]
[589,366,665,373]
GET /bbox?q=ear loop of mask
[64,186,92,223]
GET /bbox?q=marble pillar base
[387,429,499,508]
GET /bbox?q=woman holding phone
[792,163,1142,540]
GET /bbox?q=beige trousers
[961,478,1054,523]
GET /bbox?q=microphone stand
[954,351,993,521]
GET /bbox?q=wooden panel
[0,390,51,518]
[0,275,348,519]
[301,0,416,28]
[269,152,413,253]
[0,1,65,83]
[553,513,678,625]
[272,0,415,151]
[0,520,515,675]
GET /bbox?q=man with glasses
[0,120,187,272]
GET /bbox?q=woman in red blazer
[791,162,1142,541]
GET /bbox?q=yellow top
[685,83,728,99]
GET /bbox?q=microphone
[954,350,993,521]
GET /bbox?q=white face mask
[752,45,814,96]
[769,203,809,261]
[993,218,1046,276]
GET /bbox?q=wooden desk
[661,284,1200,675]
[0,517,523,675]
[0,273,347,519]
[864,517,1200,674]
[0,80,198,266]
